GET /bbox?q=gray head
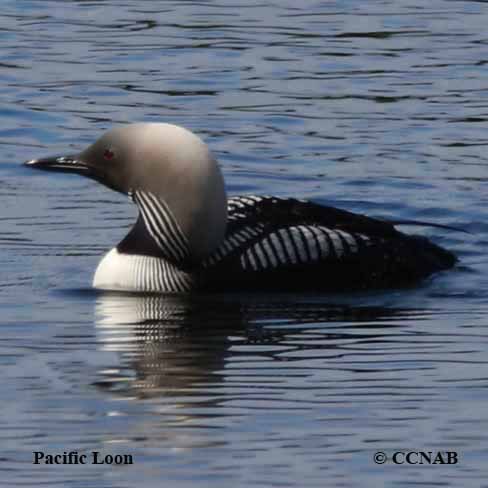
[25,123,228,260]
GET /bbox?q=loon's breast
[93,248,195,292]
[94,195,456,293]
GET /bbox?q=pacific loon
[25,123,457,293]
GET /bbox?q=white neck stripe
[134,190,190,263]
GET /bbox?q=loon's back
[197,196,457,292]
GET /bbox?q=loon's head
[25,123,228,260]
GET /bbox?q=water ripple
[1,1,488,486]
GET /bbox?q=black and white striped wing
[203,195,375,272]
[238,224,370,272]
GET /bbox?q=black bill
[24,154,91,175]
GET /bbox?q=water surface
[1,1,488,487]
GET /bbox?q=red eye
[104,149,115,160]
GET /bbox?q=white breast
[93,248,194,293]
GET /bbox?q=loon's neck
[93,213,202,293]
[117,216,162,258]
[93,188,229,293]
[116,215,203,269]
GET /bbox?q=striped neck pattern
[132,190,190,265]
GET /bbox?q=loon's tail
[409,234,458,272]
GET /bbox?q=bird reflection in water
[94,293,408,402]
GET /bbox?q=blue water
[1,1,488,486]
